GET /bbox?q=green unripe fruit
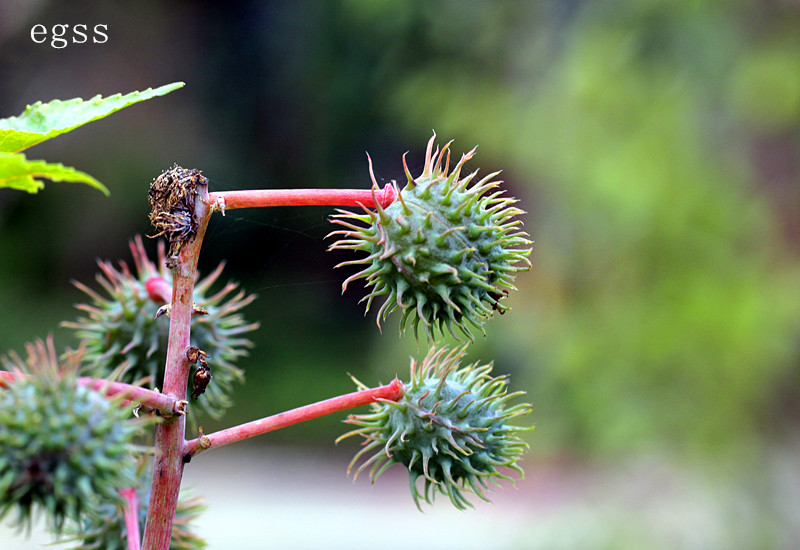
[0,339,143,533]
[329,133,532,341]
[63,236,258,419]
[338,346,533,510]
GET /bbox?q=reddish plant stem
[120,488,141,550]
[141,185,212,550]
[207,183,396,211]
[185,378,404,457]
[79,377,182,414]
[141,181,399,549]
[0,371,180,415]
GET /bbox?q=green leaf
[0,82,184,153]
[0,152,108,195]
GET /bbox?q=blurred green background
[1,1,800,548]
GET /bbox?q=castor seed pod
[337,345,533,510]
[328,133,532,341]
[62,235,259,419]
[0,338,145,533]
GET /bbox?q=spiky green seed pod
[63,236,259,419]
[338,346,533,510]
[0,339,145,534]
[68,459,206,550]
[328,133,532,341]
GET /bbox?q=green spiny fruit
[68,458,206,550]
[63,236,259,419]
[328,133,532,341]
[0,339,145,533]
[337,345,533,510]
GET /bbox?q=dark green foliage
[343,1,800,458]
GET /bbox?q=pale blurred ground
[4,441,800,550]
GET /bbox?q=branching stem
[141,180,212,550]
[207,183,396,211]
[185,378,404,457]
[140,174,400,550]
[0,371,180,415]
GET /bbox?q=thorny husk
[338,345,533,510]
[148,166,208,264]
[63,236,258,421]
[328,134,532,341]
[0,338,147,534]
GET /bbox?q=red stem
[0,371,180,415]
[207,183,397,211]
[120,488,141,550]
[185,378,404,456]
[141,185,212,550]
[140,180,400,549]
[80,378,182,415]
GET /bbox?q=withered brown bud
[148,166,208,262]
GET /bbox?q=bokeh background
[1,1,800,548]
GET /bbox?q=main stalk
[141,169,212,550]
[140,168,394,549]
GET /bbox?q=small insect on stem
[186,346,212,400]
